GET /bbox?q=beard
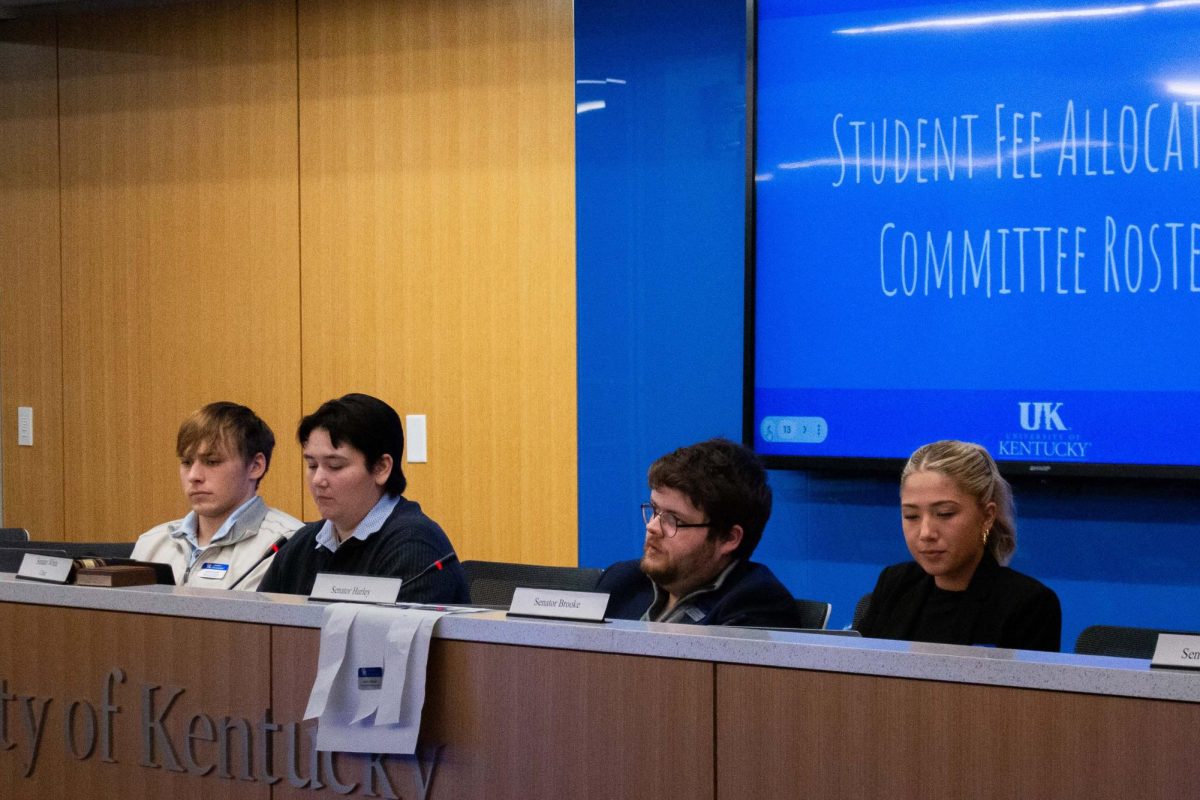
[639,536,721,596]
[640,545,678,586]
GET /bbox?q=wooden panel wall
[0,0,576,565]
[4,602,712,799]
[56,0,304,537]
[0,17,64,536]
[296,0,577,563]
[717,664,1200,799]
[272,628,715,799]
[0,602,271,800]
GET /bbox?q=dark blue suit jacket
[596,558,805,628]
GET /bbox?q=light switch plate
[405,414,427,463]
[17,407,33,447]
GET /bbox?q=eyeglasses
[640,502,710,538]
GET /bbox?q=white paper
[303,604,357,720]
[305,603,450,754]
[379,612,440,730]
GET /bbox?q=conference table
[1,573,1196,799]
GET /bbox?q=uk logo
[1018,402,1067,431]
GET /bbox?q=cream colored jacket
[131,495,302,590]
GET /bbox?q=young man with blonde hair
[131,402,302,590]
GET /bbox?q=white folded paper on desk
[304,603,450,754]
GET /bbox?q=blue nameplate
[196,562,230,580]
[358,667,383,690]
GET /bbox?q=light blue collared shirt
[314,493,400,553]
[170,495,259,568]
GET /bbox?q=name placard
[1150,634,1200,671]
[16,553,74,584]
[309,573,402,604]
[507,587,610,623]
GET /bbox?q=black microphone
[402,551,458,591]
[228,535,291,589]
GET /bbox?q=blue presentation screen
[753,0,1200,473]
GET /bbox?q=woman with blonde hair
[855,440,1061,652]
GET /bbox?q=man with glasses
[596,438,804,627]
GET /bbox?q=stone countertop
[3,573,1197,703]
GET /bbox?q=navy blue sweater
[258,497,468,602]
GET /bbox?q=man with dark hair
[258,393,469,602]
[596,438,804,627]
[132,402,302,590]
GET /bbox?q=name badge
[196,562,230,580]
[507,587,610,623]
[16,553,74,584]
[1150,633,1200,670]
[358,667,383,690]
[309,573,402,604]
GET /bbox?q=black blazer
[856,551,1061,652]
